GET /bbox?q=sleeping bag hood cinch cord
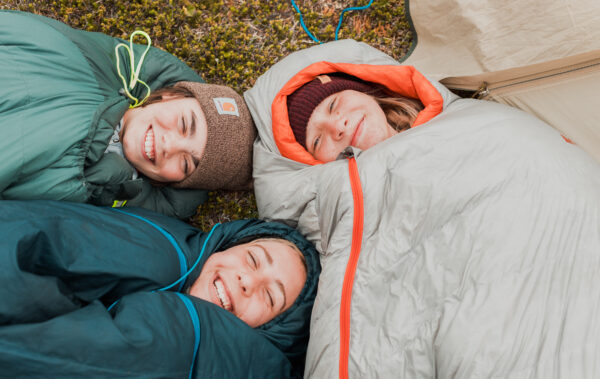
[115,30,152,108]
[154,222,221,292]
[106,221,221,312]
[290,0,375,43]
[105,211,220,379]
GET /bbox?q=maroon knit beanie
[286,74,382,148]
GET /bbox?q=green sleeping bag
[0,200,321,377]
[0,10,208,218]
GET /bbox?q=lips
[350,116,365,147]
[144,127,155,162]
[213,277,233,312]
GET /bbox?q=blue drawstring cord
[290,0,375,44]
[334,0,375,40]
[290,0,321,44]
[107,223,221,312]
[155,223,221,292]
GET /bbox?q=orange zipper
[339,156,364,379]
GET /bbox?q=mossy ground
[1,0,412,230]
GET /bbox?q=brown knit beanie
[286,74,382,148]
[173,81,257,190]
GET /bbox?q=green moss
[189,191,259,231]
[0,0,412,229]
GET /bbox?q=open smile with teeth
[213,278,232,311]
[144,127,155,162]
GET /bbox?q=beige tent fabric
[402,0,600,163]
[402,0,600,80]
[482,54,600,162]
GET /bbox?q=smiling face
[305,89,398,162]
[189,239,307,327]
[120,97,207,182]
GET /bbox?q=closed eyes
[312,135,320,152]
[183,155,197,176]
[248,248,277,309]
[248,251,257,269]
[329,97,336,112]
[311,97,337,153]
[181,116,187,134]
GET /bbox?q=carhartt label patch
[213,97,239,116]
[316,75,332,84]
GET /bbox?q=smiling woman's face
[189,239,307,327]
[305,89,397,162]
[120,96,207,182]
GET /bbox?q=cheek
[243,300,271,327]
[368,108,390,142]
[155,112,179,132]
[126,110,151,136]
[121,134,140,165]
[325,140,342,160]
[121,125,135,152]
[156,159,184,181]
[189,277,208,301]
[314,140,339,163]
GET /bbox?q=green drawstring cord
[115,30,152,108]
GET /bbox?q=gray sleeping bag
[245,40,600,378]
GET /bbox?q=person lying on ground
[0,200,320,378]
[244,40,600,377]
[0,10,255,219]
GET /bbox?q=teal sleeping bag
[0,201,320,378]
[0,11,208,218]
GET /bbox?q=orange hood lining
[271,61,444,166]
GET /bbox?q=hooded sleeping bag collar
[0,200,320,377]
[117,206,321,356]
[270,61,445,165]
[132,206,323,369]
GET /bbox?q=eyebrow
[255,243,287,312]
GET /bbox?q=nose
[237,272,265,296]
[161,130,185,158]
[323,115,348,141]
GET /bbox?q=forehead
[158,96,203,113]
[243,239,303,264]
[143,96,202,120]
[161,97,207,154]
[308,90,369,120]
[249,239,298,257]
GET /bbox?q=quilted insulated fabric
[244,39,600,377]
[0,11,207,218]
[0,200,320,378]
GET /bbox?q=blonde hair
[374,95,424,133]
